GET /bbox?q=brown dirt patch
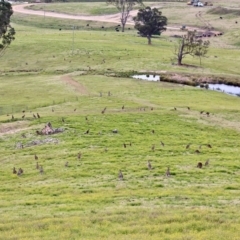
[61,75,88,95]
[0,121,31,136]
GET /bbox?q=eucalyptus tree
[106,0,143,32]
[174,31,210,65]
[133,7,167,45]
[0,0,15,56]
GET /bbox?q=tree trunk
[121,23,125,32]
[177,55,182,65]
[147,36,151,45]
[177,38,184,65]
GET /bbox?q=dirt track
[13,3,182,30]
[13,3,137,25]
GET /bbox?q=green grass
[1,1,240,239]
[26,2,120,16]
[2,21,240,79]
[1,72,240,239]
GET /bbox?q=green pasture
[26,2,120,16]
[2,20,240,77]
[1,1,240,239]
[1,72,240,239]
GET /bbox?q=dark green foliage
[133,6,167,45]
[0,0,15,56]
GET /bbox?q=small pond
[205,84,240,97]
[132,74,160,81]
[132,76,240,97]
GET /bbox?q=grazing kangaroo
[186,143,191,149]
[205,159,210,166]
[84,129,89,134]
[33,114,36,118]
[197,162,203,168]
[17,168,23,176]
[160,141,165,147]
[147,160,152,170]
[195,150,201,154]
[166,167,170,177]
[101,107,107,114]
[151,144,155,151]
[13,167,17,174]
[118,170,123,180]
[39,166,44,174]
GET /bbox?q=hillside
[1,1,240,239]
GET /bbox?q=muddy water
[132,75,160,81]
[208,84,240,97]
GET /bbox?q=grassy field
[1,73,240,239]
[2,21,240,78]
[26,2,120,16]
[1,1,240,239]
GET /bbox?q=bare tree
[106,0,143,32]
[173,31,210,66]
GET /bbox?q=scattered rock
[36,122,64,135]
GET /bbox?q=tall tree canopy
[174,31,210,65]
[133,7,167,45]
[0,0,15,56]
[106,0,143,32]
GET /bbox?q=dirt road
[13,3,137,25]
[13,3,182,30]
